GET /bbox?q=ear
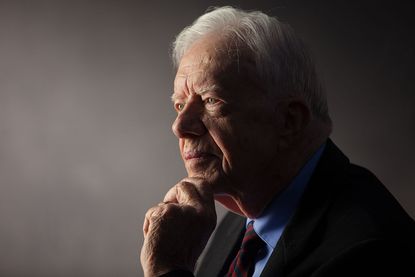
[279,98,312,138]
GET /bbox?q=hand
[140,177,217,277]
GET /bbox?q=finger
[163,181,205,205]
[143,216,150,237]
[163,185,179,204]
[143,205,163,236]
[175,181,210,209]
[182,177,215,205]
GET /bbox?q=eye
[175,102,185,112]
[204,97,219,105]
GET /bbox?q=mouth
[183,150,216,160]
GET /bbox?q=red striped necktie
[225,221,265,277]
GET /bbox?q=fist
[140,178,217,277]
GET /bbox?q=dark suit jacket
[193,140,415,277]
[161,140,415,276]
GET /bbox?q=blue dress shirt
[247,143,326,277]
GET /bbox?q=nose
[172,100,207,138]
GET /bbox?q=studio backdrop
[0,1,413,276]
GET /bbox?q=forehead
[173,36,261,98]
[175,38,231,83]
[174,58,215,89]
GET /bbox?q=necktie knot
[241,223,263,251]
[226,221,265,277]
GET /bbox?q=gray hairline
[171,6,331,122]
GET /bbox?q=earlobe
[287,99,312,135]
[278,98,311,138]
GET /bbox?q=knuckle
[144,207,156,219]
[147,203,180,221]
[177,180,193,191]
[146,206,163,220]
[175,182,192,202]
[163,203,179,217]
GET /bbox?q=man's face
[171,37,281,197]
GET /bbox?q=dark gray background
[0,0,413,276]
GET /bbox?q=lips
[183,150,215,160]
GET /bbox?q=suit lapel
[195,212,245,277]
[261,140,350,276]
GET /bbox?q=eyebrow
[170,84,220,102]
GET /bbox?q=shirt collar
[247,142,326,249]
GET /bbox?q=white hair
[172,6,330,122]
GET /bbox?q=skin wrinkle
[171,83,220,103]
[172,60,217,102]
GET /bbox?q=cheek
[204,118,232,157]
[204,115,228,140]
[208,122,240,172]
[224,116,277,159]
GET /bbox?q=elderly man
[140,6,414,277]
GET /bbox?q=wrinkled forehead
[179,33,248,70]
[177,43,237,74]
[174,46,229,90]
[173,62,213,95]
[173,35,267,103]
[176,38,255,83]
[175,56,214,84]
